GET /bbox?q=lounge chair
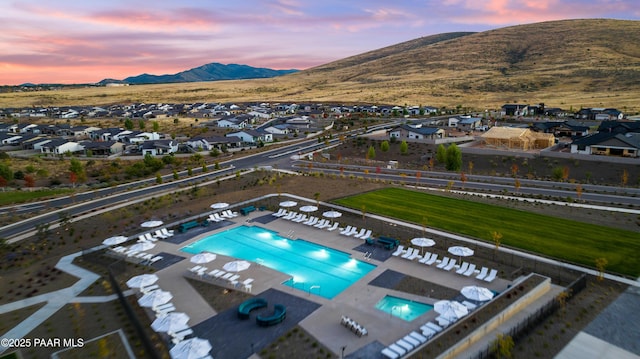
[409,331,428,343]
[144,233,155,241]
[148,256,163,265]
[138,235,147,242]
[225,210,239,217]
[344,227,359,236]
[227,274,240,283]
[303,217,318,226]
[462,301,478,311]
[141,284,159,293]
[463,264,477,276]
[154,302,174,312]
[339,225,353,235]
[154,229,168,238]
[425,321,443,332]
[444,259,457,271]
[208,214,222,222]
[420,326,436,339]
[353,228,367,238]
[112,246,127,253]
[484,269,498,282]
[395,338,414,352]
[407,250,421,261]
[391,245,405,256]
[401,248,415,259]
[313,219,326,227]
[171,328,194,343]
[359,229,373,241]
[221,272,234,280]
[189,265,202,273]
[272,208,287,217]
[388,344,407,357]
[318,220,332,229]
[418,252,432,263]
[292,214,308,223]
[456,262,470,275]
[475,267,489,280]
[326,222,339,231]
[436,316,452,328]
[436,256,450,269]
[381,347,400,359]
[214,271,227,279]
[283,211,297,220]
[425,253,438,265]
[403,335,420,347]
[208,269,221,277]
[160,228,173,237]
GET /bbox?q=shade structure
[141,220,163,228]
[411,237,436,256]
[461,286,494,302]
[102,235,128,246]
[223,260,251,272]
[279,200,297,208]
[130,242,155,252]
[170,337,212,359]
[151,312,190,333]
[210,202,229,209]
[299,205,318,213]
[322,210,342,219]
[448,246,474,257]
[126,274,159,289]
[434,300,468,322]
[138,290,172,308]
[190,252,217,264]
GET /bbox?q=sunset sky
[2,0,639,85]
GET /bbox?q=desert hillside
[1,19,639,112]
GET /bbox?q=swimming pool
[182,225,376,299]
[375,295,433,322]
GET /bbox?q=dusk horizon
[2,1,640,86]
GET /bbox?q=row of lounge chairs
[273,209,341,232]
[188,266,254,292]
[392,246,499,283]
[339,226,373,241]
[138,228,174,242]
[110,246,163,265]
[380,331,429,359]
[208,210,238,222]
[340,315,368,337]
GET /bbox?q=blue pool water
[375,295,433,322]
[182,225,376,299]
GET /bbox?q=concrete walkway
[0,252,108,354]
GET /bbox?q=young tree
[491,333,514,359]
[621,169,628,187]
[511,163,519,178]
[467,160,474,175]
[380,140,390,152]
[575,183,583,200]
[173,170,179,180]
[124,118,134,130]
[562,166,570,181]
[156,173,163,184]
[400,140,408,155]
[152,121,160,132]
[445,143,462,171]
[595,257,608,281]
[367,145,376,160]
[428,157,435,171]
[436,144,446,164]
[460,172,467,188]
[69,158,86,183]
[24,174,35,188]
[491,231,503,258]
[514,178,521,192]
[138,119,145,130]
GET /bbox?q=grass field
[0,189,72,206]
[333,188,640,277]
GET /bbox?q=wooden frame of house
[481,127,555,150]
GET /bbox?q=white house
[40,139,82,156]
[226,130,273,145]
[139,140,179,156]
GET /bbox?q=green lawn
[334,187,640,277]
[0,189,72,206]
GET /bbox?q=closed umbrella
[434,300,468,322]
[279,201,297,208]
[322,210,342,219]
[461,285,494,302]
[151,312,190,333]
[190,252,217,264]
[102,236,128,246]
[138,290,172,308]
[130,242,155,252]
[141,220,163,228]
[126,274,159,289]
[411,237,435,256]
[299,205,318,213]
[223,260,251,272]
[170,337,212,359]
[210,202,229,209]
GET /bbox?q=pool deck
[143,210,556,358]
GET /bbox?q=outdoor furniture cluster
[179,220,205,233]
[339,226,373,241]
[256,304,286,327]
[340,315,368,337]
[107,233,165,266]
[380,331,428,359]
[208,210,238,222]
[273,207,342,232]
[240,205,257,215]
[375,236,400,250]
[237,298,268,319]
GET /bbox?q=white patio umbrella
[448,245,474,262]
[299,205,318,213]
[223,260,251,272]
[210,202,229,209]
[322,210,342,219]
[141,220,164,228]
[170,337,212,359]
[411,237,436,256]
[279,200,297,208]
[102,235,128,246]
[190,252,217,264]
[434,300,468,322]
[461,285,494,302]
[126,274,159,289]
[129,242,155,252]
[138,290,173,308]
[151,312,190,333]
